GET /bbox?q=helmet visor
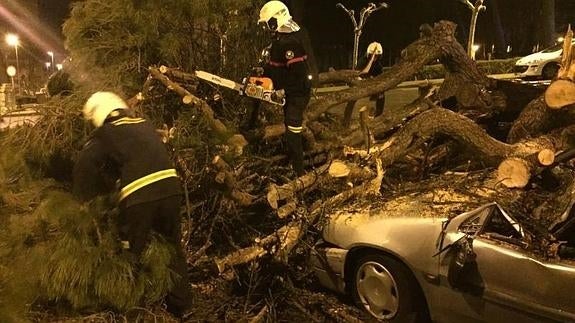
[258,17,278,31]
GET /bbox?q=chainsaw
[195,70,285,106]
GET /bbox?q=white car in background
[514,41,574,80]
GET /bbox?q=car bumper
[309,243,348,294]
[514,64,542,77]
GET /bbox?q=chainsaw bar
[195,70,284,106]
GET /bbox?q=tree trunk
[538,0,556,49]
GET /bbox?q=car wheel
[542,63,559,80]
[351,254,428,322]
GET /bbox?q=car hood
[516,50,561,65]
[322,197,449,251]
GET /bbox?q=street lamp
[459,0,486,59]
[47,51,55,72]
[45,62,51,71]
[5,33,20,94]
[336,2,389,70]
[56,64,63,71]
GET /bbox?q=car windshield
[541,41,574,53]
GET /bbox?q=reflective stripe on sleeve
[287,125,303,133]
[110,117,146,126]
[119,169,178,201]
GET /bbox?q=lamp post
[336,2,389,70]
[5,33,20,94]
[47,51,55,72]
[459,0,486,59]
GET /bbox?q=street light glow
[45,62,51,69]
[56,64,63,71]
[5,33,19,47]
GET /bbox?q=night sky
[35,0,575,71]
[39,0,71,36]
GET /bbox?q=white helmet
[366,42,383,56]
[258,1,294,32]
[83,91,128,128]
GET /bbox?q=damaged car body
[310,202,575,322]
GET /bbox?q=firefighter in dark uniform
[258,0,312,177]
[73,92,192,318]
[359,42,386,117]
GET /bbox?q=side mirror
[448,236,477,288]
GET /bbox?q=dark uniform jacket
[358,55,384,78]
[263,30,311,98]
[73,113,181,207]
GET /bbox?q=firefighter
[258,0,312,177]
[359,42,386,117]
[73,92,192,318]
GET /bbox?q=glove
[271,89,285,103]
[252,67,265,76]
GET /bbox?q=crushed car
[310,200,575,322]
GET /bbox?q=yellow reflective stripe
[287,125,303,133]
[119,169,178,201]
[111,117,146,126]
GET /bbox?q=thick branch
[306,20,488,121]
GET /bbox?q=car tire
[542,63,559,80]
[350,254,429,323]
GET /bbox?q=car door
[442,204,575,323]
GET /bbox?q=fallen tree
[4,15,575,323]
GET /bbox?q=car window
[481,206,523,240]
[541,43,563,53]
[540,41,575,53]
[458,208,489,235]
[458,204,524,242]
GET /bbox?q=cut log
[328,160,350,178]
[497,157,532,188]
[538,149,555,166]
[545,27,575,109]
[545,79,575,109]
[497,148,556,188]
